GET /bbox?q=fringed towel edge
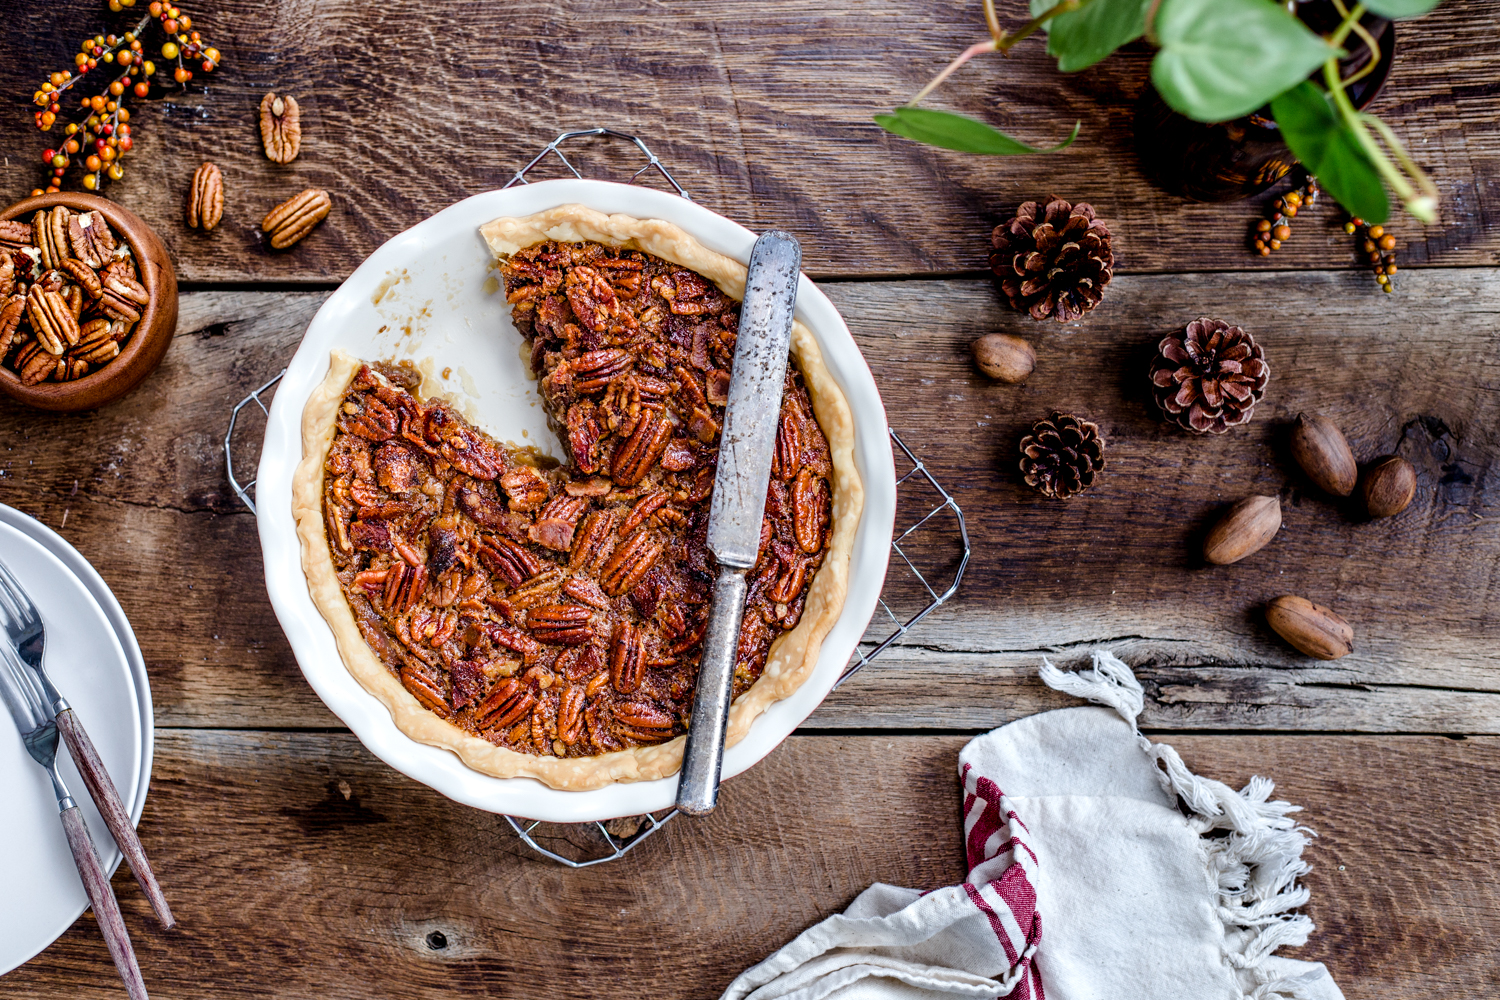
[1040,651,1323,1000]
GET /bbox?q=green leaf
[874,107,1081,155]
[1362,0,1442,17]
[1271,81,1389,223]
[1152,0,1339,122]
[1030,0,1154,72]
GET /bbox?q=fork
[0,557,174,929]
[0,645,148,1000]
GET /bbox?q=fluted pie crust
[291,206,861,790]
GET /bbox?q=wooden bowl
[0,193,177,412]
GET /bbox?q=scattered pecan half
[259,92,302,164]
[262,188,330,249]
[186,161,224,231]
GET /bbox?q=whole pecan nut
[61,356,89,381]
[262,188,330,249]
[68,210,115,269]
[0,254,12,298]
[186,161,224,230]
[259,93,302,164]
[26,284,79,354]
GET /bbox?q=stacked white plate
[0,504,153,975]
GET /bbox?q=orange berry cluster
[1344,218,1399,293]
[29,2,221,195]
[1252,177,1319,256]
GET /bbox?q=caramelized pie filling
[321,240,834,758]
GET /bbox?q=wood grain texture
[3,731,1496,999]
[0,273,1495,732]
[0,1,1497,281]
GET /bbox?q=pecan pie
[293,206,861,790]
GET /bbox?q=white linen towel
[721,652,1344,1000]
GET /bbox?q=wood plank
[0,272,1497,732]
[4,731,1495,998]
[816,266,1500,732]
[0,0,1496,281]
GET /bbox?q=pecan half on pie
[294,206,860,789]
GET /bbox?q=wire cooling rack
[223,128,969,867]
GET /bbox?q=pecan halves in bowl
[68,210,115,269]
[262,188,330,250]
[186,162,224,231]
[26,284,79,354]
[259,92,302,164]
[32,206,71,270]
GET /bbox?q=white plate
[256,179,895,822]
[0,509,150,975]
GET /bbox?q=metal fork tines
[0,644,149,1000]
[0,558,174,929]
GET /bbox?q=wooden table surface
[2,1,1498,997]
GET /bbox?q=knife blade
[676,230,802,816]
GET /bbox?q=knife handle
[60,803,150,1000]
[56,708,175,929]
[676,566,748,816]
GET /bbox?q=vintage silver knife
[676,230,802,816]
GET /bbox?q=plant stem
[983,0,1004,45]
[1327,0,1380,89]
[1320,2,1437,221]
[907,39,1000,106]
[1361,111,1440,208]
[1323,59,1435,221]
[906,0,1088,107]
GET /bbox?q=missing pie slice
[292,205,862,790]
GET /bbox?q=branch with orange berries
[30,1,221,196]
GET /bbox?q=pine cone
[1149,317,1270,434]
[1019,412,1106,499]
[990,196,1114,322]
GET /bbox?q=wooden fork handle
[60,804,149,1000]
[56,707,175,929]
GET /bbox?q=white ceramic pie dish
[256,179,895,822]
